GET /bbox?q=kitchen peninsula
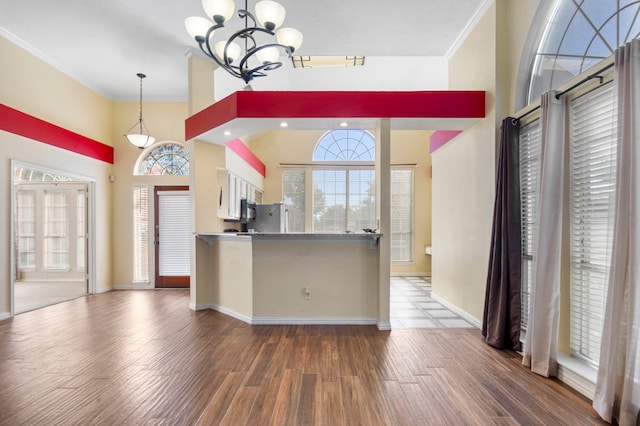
[193,232,382,325]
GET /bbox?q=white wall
[214,56,449,101]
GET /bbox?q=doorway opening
[12,164,93,314]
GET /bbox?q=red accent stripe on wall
[430,130,463,154]
[226,138,266,177]
[0,104,114,164]
[186,90,485,141]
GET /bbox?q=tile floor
[390,276,476,329]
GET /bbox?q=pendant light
[185,0,303,84]
[125,73,155,149]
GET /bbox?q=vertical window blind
[133,185,149,283]
[282,169,305,232]
[518,120,541,332]
[568,83,617,366]
[391,169,413,262]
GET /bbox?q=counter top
[195,232,382,246]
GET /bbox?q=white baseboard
[0,312,11,321]
[430,293,482,329]
[377,321,391,331]
[94,286,112,294]
[251,316,377,326]
[210,304,253,324]
[190,302,213,311]
[188,304,386,328]
[112,284,153,290]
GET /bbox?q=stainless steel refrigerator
[253,203,288,233]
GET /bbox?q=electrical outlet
[304,288,311,300]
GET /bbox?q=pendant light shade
[125,73,155,149]
[203,0,235,24]
[276,27,303,51]
[255,1,285,31]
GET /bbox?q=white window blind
[569,83,617,366]
[158,191,191,276]
[133,185,149,283]
[519,120,541,332]
[391,169,413,262]
[283,169,305,232]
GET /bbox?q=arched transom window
[134,142,190,176]
[312,129,375,161]
[526,0,640,105]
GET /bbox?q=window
[43,190,70,269]
[391,169,413,262]
[568,83,617,366]
[313,130,375,161]
[133,185,149,283]
[527,1,640,105]
[519,120,541,332]
[16,190,36,270]
[282,130,414,262]
[518,83,617,367]
[282,169,305,232]
[134,142,190,176]
[313,169,376,232]
[76,190,86,270]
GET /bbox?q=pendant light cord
[137,73,146,133]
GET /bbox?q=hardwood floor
[0,290,605,425]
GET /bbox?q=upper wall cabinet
[217,169,262,220]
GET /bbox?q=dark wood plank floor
[0,290,605,425]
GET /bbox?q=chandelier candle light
[125,73,155,149]
[185,0,303,83]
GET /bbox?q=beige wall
[252,239,379,319]
[249,129,432,275]
[0,35,113,316]
[431,0,541,321]
[110,101,189,288]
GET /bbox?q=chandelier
[185,0,303,84]
[124,73,155,149]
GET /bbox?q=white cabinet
[217,169,241,220]
[217,169,265,220]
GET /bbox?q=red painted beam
[226,138,266,177]
[0,104,114,164]
[186,90,485,141]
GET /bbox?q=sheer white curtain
[593,39,640,425]
[522,91,565,377]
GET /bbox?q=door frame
[154,185,190,288]
[10,160,96,317]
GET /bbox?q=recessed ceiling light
[340,122,348,127]
[224,130,231,136]
[280,122,288,128]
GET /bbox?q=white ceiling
[0,0,490,101]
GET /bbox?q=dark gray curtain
[482,117,522,351]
